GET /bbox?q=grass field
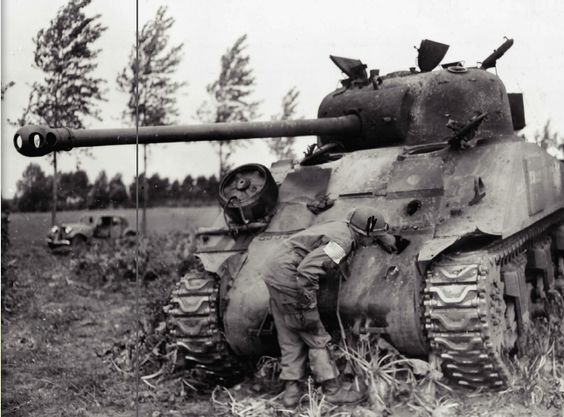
[8,206,221,245]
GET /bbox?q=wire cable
[134,1,141,415]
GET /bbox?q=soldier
[262,206,397,407]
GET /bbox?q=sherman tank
[14,39,564,390]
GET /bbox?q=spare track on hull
[424,213,564,389]
[165,261,245,385]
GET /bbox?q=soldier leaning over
[262,206,397,407]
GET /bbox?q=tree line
[12,163,220,212]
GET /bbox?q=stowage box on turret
[15,38,564,389]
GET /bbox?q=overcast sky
[2,0,564,198]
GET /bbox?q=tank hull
[210,137,564,360]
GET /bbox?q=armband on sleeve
[322,241,347,265]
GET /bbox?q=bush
[70,233,192,289]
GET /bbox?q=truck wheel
[71,235,87,251]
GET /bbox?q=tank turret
[14,39,564,390]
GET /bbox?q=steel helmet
[346,206,388,236]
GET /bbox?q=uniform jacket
[263,221,357,307]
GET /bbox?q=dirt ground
[2,212,564,417]
[2,212,215,417]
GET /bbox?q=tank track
[165,261,245,385]
[424,214,563,389]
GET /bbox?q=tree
[16,164,52,212]
[1,81,15,100]
[181,175,194,201]
[268,87,301,160]
[20,0,106,225]
[534,120,562,153]
[109,174,128,207]
[129,175,146,207]
[197,34,260,177]
[87,171,110,209]
[195,175,219,201]
[169,179,181,202]
[58,170,90,209]
[117,5,184,234]
[147,174,170,206]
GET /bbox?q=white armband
[323,241,347,264]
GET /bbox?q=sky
[2,0,564,198]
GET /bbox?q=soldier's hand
[297,287,317,311]
[376,233,397,254]
[321,258,340,274]
[382,242,397,254]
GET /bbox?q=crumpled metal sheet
[278,166,332,203]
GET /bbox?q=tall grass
[504,291,564,409]
[190,300,564,416]
[337,336,456,416]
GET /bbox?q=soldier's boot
[323,378,366,405]
[282,380,303,408]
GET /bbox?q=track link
[424,213,564,389]
[425,252,511,389]
[165,261,245,385]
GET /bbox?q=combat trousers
[268,289,339,382]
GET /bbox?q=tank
[14,39,564,390]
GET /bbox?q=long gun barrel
[14,115,361,157]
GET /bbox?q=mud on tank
[14,38,564,389]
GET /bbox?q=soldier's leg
[298,311,339,383]
[299,316,365,405]
[269,297,308,381]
